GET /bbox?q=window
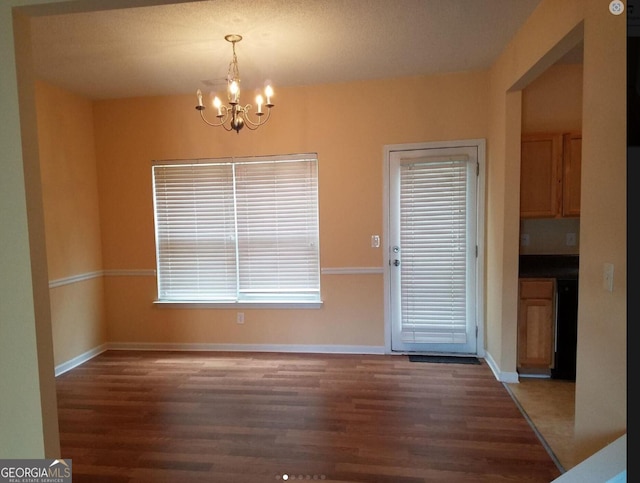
[152,154,321,305]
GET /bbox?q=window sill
[153,300,324,309]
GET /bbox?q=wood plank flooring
[56,351,562,482]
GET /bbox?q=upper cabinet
[562,132,582,217]
[520,133,563,218]
[520,132,581,218]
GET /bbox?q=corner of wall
[482,350,519,383]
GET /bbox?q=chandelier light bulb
[265,85,273,105]
[256,94,264,114]
[229,81,239,103]
[213,96,222,116]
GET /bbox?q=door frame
[383,139,486,356]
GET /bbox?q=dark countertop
[518,254,579,280]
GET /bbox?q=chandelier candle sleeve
[195,34,275,133]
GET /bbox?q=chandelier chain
[228,40,240,85]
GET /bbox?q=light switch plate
[371,235,380,248]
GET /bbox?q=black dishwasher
[552,278,578,380]
[519,255,579,380]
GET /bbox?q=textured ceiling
[29,0,558,100]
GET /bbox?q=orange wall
[574,0,626,461]
[93,72,489,347]
[522,63,583,134]
[35,81,107,366]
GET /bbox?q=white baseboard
[55,343,108,376]
[483,350,519,383]
[107,342,386,355]
[54,342,385,376]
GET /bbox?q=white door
[387,142,481,354]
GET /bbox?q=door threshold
[408,354,481,364]
[391,350,478,357]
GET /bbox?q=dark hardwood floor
[56,351,562,482]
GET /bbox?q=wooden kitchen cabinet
[520,132,581,218]
[520,133,562,218]
[517,278,555,371]
[562,132,582,217]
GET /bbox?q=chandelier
[195,34,274,133]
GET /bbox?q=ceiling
[28,0,573,101]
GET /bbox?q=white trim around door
[383,139,485,357]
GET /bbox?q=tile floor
[506,377,578,472]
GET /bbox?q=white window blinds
[399,158,470,343]
[152,155,320,303]
[235,160,320,301]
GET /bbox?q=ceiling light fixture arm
[196,101,230,129]
[238,103,273,130]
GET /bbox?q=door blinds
[399,157,470,343]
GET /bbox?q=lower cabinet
[517,278,555,372]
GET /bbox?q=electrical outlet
[371,235,380,248]
[566,233,577,246]
[520,234,530,246]
[237,312,245,324]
